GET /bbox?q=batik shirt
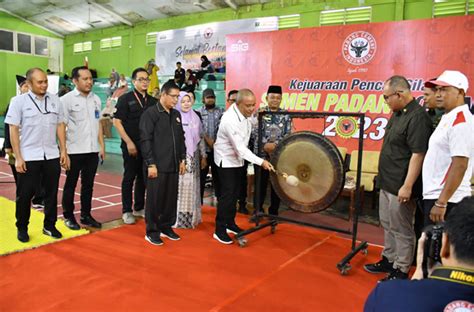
[251,107,292,158]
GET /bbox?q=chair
[345,150,380,212]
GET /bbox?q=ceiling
[0,0,271,36]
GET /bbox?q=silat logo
[342,31,377,65]
[230,40,249,52]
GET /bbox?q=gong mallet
[271,168,300,187]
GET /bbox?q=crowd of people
[2,64,473,307]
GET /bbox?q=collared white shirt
[60,89,101,154]
[5,91,61,161]
[422,104,474,202]
[214,103,264,168]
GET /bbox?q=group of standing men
[364,70,473,282]
[5,67,104,242]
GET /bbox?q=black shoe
[237,203,249,215]
[43,226,62,239]
[378,268,408,282]
[364,256,394,274]
[145,234,163,246]
[226,224,244,235]
[64,217,80,230]
[17,229,29,243]
[249,214,259,224]
[80,215,102,228]
[160,229,181,241]
[213,231,233,245]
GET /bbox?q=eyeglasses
[383,91,399,101]
[136,78,150,82]
[166,93,179,99]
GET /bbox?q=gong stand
[235,111,368,275]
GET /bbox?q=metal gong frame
[235,111,368,275]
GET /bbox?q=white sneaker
[132,209,145,218]
[122,212,136,224]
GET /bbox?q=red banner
[226,16,474,152]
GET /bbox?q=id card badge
[95,109,100,119]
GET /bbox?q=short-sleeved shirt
[198,105,224,153]
[113,89,156,147]
[251,107,292,157]
[422,104,474,202]
[4,91,62,161]
[60,89,101,154]
[378,99,432,197]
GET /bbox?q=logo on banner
[335,117,358,139]
[342,31,377,65]
[203,28,213,40]
[230,40,249,52]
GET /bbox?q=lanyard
[28,94,50,114]
[133,91,147,108]
[430,267,474,287]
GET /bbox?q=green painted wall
[0,11,61,114]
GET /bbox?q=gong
[269,131,345,213]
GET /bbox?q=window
[17,33,31,54]
[35,37,48,56]
[433,0,473,17]
[320,6,372,26]
[83,41,92,51]
[111,36,121,48]
[146,32,157,45]
[73,41,92,54]
[0,30,14,51]
[278,14,300,30]
[100,36,121,50]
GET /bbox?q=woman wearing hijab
[174,91,206,228]
[196,55,214,80]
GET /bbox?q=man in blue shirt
[364,197,474,312]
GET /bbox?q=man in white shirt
[422,70,473,226]
[5,68,68,242]
[60,66,105,230]
[213,89,274,244]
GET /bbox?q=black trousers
[200,151,220,203]
[145,172,179,235]
[121,147,145,213]
[62,153,99,219]
[10,164,45,205]
[215,165,244,234]
[238,162,248,206]
[254,164,281,215]
[422,199,456,227]
[16,158,60,230]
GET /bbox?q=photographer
[364,197,474,312]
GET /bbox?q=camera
[422,224,444,278]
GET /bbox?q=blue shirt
[198,105,223,153]
[364,267,474,312]
[5,91,62,161]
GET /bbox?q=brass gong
[270,131,345,213]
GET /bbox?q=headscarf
[176,91,201,157]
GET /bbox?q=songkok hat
[267,85,282,95]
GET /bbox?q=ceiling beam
[0,8,65,38]
[88,1,133,26]
[223,0,238,11]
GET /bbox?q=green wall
[0,11,61,114]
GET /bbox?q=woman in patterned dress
[174,92,206,228]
